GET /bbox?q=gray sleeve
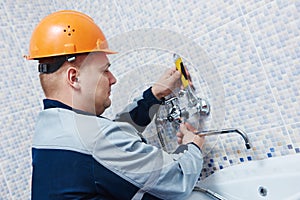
[114,87,163,132]
[91,121,203,200]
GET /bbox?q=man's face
[78,52,117,115]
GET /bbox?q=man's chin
[95,99,111,115]
[101,101,112,112]
[105,99,112,108]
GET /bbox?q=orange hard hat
[25,10,116,60]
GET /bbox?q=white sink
[187,154,300,200]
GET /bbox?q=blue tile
[267,153,273,157]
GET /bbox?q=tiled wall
[1,0,299,199]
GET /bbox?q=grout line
[0,157,13,199]
[248,121,300,135]
[111,0,146,67]
[112,0,129,33]
[236,0,292,145]
[166,0,184,35]
[2,0,46,105]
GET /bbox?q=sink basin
[187,153,300,200]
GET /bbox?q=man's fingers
[184,122,197,132]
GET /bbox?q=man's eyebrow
[104,63,111,68]
[100,62,110,70]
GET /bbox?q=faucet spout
[194,129,251,149]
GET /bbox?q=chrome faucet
[156,92,210,124]
[155,54,251,151]
[194,129,251,149]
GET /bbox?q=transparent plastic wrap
[155,54,212,153]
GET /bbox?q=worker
[25,10,205,200]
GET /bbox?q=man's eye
[103,70,111,74]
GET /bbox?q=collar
[43,99,73,110]
[43,99,99,117]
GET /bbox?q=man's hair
[38,54,87,97]
[39,63,67,97]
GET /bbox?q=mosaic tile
[246,1,300,125]
[0,163,12,199]
[170,0,243,38]
[239,0,274,14]
[0,66,40,113]
[113,0,177,32]
[1,0,300,198]
[0,108,37,200]
[200,136,230,178]
[196,17,284,134]
[287,122,300,152]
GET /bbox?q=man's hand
[151,67,181,100]
[176,122,205,150]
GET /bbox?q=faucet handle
[196,98,210,116]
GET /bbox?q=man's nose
[109,72,117,85]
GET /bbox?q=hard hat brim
[100,49,118,55]
[24,49,118,60]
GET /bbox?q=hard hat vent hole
[63,25,75,36]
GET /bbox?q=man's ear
[67,67,80,89]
